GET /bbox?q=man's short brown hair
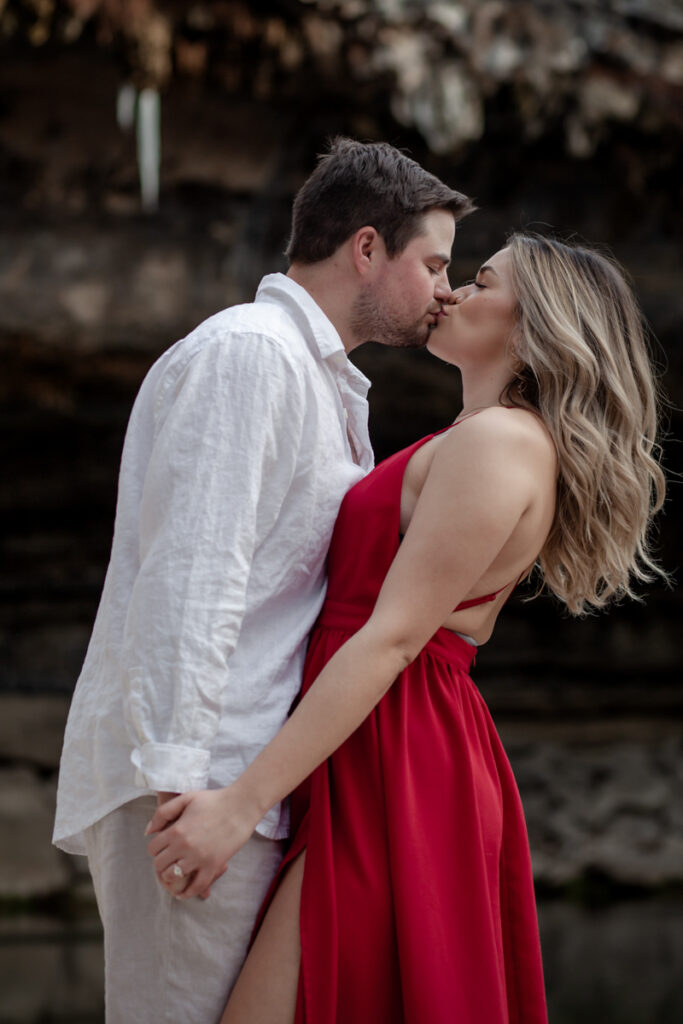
[286,137,475,264]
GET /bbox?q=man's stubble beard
[349,287,433,350]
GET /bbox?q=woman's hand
[145,784,261,900]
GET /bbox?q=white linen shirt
[53,274,373,854]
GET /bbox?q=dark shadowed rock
[0,0,681,898]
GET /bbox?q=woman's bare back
[399,408,557,643]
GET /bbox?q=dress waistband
[315,599,477,672]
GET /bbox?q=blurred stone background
[0,0,682,1021]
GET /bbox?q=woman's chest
[398,434,445,534]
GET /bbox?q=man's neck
[287,264,359,354]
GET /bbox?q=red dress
[258,428,548,1023]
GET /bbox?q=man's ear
[351,226,385,276]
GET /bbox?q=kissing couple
[55,138,665,1023]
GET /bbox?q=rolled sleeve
[130,742,211,792]
[121,331,306,793]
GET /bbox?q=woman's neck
[454,403,505,423]
[458,368,514,422]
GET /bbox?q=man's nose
[434,271,452,300]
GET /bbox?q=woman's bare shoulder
[441,405,555,462]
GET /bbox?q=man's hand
[145,786,260,900]
[156,791,180,807]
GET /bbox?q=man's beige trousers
[85,796,284,1023]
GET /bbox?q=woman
[147,233,666,1023]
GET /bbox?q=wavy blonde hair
[503,233,667,615]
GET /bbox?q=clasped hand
[145,786,258,900]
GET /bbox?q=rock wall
[4,1,683,154]
[1,0,682,908]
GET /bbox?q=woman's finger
[162,875,186,896]
[146,828,172,857]
[152,844,185,877]
[160,859,190,885]
[162,868,197,899]
[156,866,185,894]
[179,868,210,900]
[181,862,225,901]
[157,862,194,896]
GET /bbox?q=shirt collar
[255,273,371,396]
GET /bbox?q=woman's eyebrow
[477,264,498,277]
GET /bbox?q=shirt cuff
[130,742,211,792]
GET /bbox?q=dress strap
[453,569,528,613]
[454,590,502,612]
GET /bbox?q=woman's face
[427,247,519,371]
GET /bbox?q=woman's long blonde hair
[504,232,667,615]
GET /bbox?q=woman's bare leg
[220,851,305,1024]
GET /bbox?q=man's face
[350,208,455,349]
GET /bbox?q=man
[53,137,473,1022]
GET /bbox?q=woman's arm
[146,409,543,898]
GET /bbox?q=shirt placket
[342,405,361,465]
[339,377,371,469]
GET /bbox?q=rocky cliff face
[5,1,683,152]
[1,0,682,898]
